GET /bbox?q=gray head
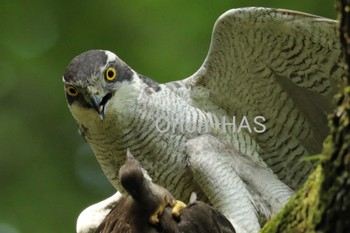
[63,50,135,120]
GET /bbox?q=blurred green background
[0,1,337,232]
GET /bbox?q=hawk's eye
[66,85,78,97]
[105,67,117,81]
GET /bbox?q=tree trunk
[260,1,350,232]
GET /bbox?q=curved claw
[149,199,170,225]
[171,200,186,219]
[149,197,187,225]
[149,213,161,225]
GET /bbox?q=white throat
[69,72,145,136]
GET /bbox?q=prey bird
[94,150,236,233]
[63,7,344,233]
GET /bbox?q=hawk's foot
[149,195,186,224]
[149,198,172,225]
[171,200,186,219]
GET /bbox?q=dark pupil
[69,88,76,94]
[108,70,114,78]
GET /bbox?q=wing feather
[184,7,344,188]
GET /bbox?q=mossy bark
[260,1,350,232]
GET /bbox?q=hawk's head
[62,50,138,122]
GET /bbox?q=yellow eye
[105,67,117,81]
[66,85,78,97]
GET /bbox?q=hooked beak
[90,93,113,120]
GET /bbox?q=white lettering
[253,116,266,133]
[220,116,237,133]
[155,117,170,133]
[185,121,197,133]
[154,115,267,134]
[238,116,252,133]
[170,118,184,134]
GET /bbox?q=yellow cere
[105,67,117,81]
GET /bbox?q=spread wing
[184,7,344,188]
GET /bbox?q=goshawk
[63,7,344,233]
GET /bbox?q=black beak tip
[98,111,105,120]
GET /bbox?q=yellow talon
[149,196,187,224]
[149,199,169,225]
[149,213,160,225]
[171,200,186,218]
